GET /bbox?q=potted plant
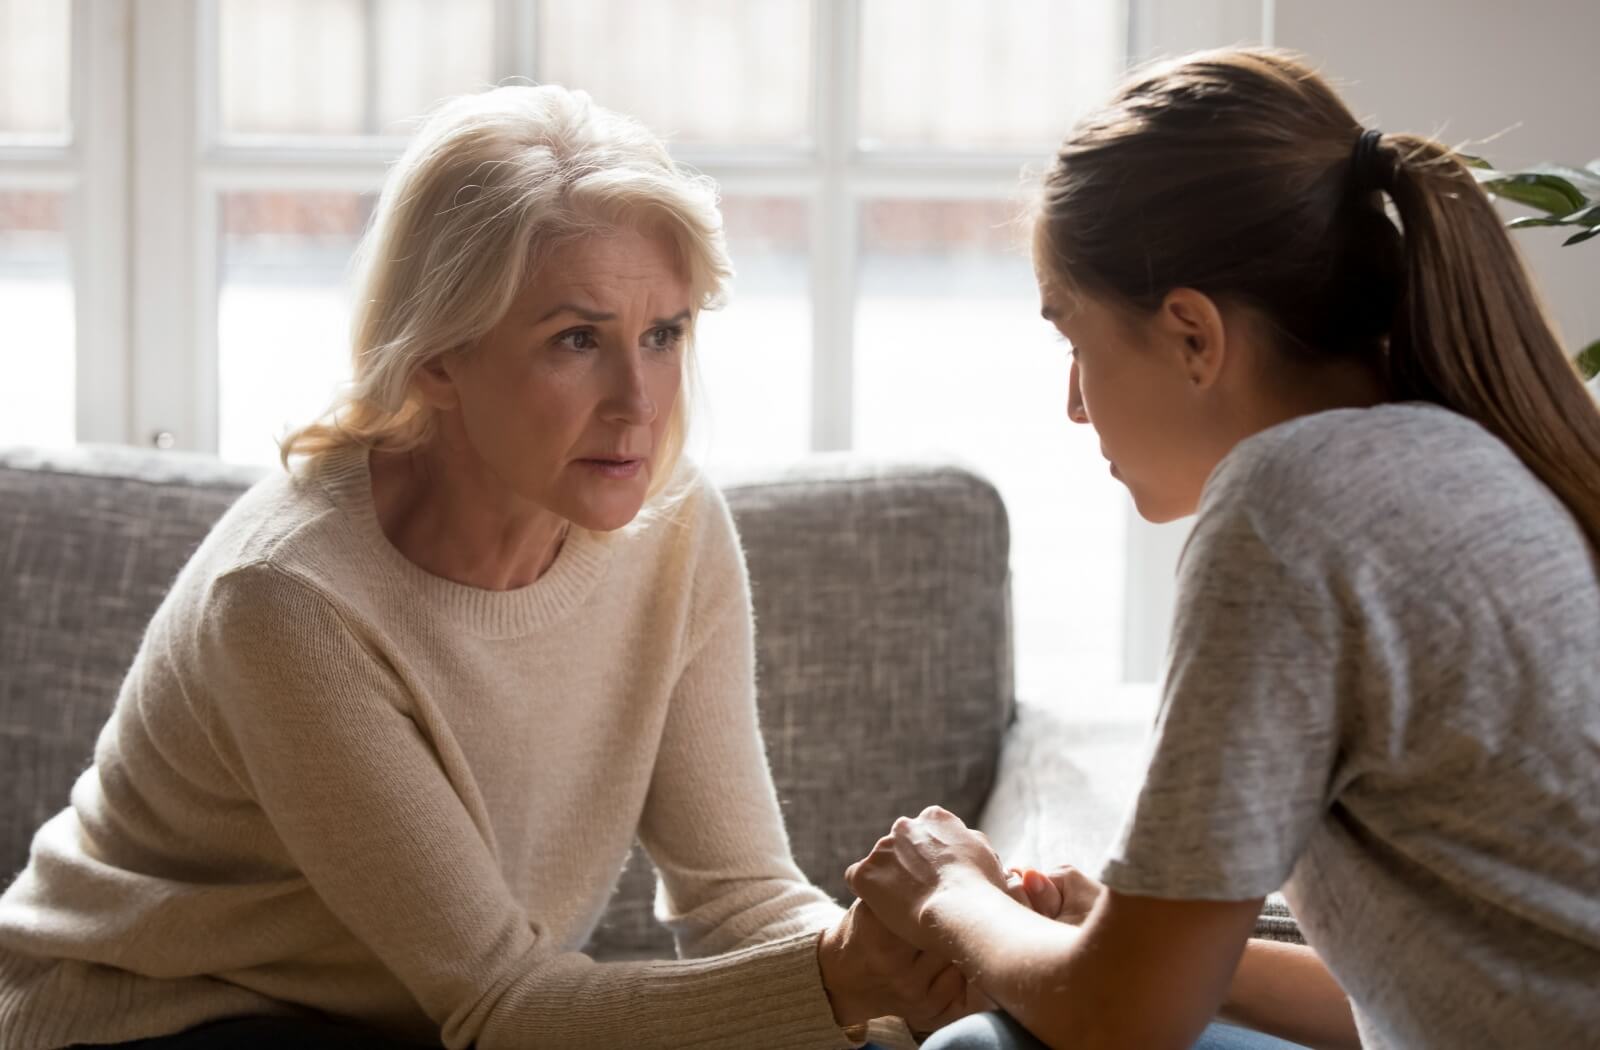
[1468,159,1600,382]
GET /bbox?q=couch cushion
[0,448,1014,961]
[1,446,266,884]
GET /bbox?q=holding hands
[843,806,1014,951]
[827,805,1106,1030]
[817,899,975,1035]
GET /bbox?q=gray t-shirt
[1102,403,1600,1049]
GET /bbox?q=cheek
[459,356,586,452]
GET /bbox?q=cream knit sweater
[0,447,866,1049]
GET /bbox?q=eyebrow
[536,303,692,328]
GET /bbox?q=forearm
[919,882,1259,1050]
[920,881,1095,1042]
[1220,940,1360,1050]
[668,877,843,958]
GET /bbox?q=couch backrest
[0,446,1014,958]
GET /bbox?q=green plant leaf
[1576,340,1600,381]
[1507,204,1600,233]
[1482,172,1588,215]
[1563,226,1600,247]
[1528,164,1600,199]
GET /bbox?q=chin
[1128,486,1188,525]
[566,488,651,533]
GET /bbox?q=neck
[369,441,570,591]
[1247,353,1392,435]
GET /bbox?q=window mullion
[494,0,539,83]
[71,0,131,445]
[361,0,381,134]
[128,0,205,452]
[808,0,859,453]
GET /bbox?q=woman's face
[431,226,692,532]
[1038,278,1224,523]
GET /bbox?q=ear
[412,352,463,411]
[1154,288,1228,390]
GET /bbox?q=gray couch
[0,444,1299,963]
[0,444,1015,961]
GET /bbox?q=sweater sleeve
[636,483,847,958]
[192,561,852,1050]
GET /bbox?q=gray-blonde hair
[280,84,731,501]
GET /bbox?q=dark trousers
[78,1016,442,1049]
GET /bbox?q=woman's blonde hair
[280,84,732,501]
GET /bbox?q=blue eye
[555,328,597,352]
[648,325,686,352]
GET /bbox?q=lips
[576,455,646,480]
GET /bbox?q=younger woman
[848,47,1600,1050]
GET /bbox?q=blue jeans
[904,1011,1307,1050]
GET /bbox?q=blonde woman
[0,87,965,1049]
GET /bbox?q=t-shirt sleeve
[1100,494,1348,901]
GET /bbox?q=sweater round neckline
[312,445,613,638]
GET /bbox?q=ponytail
[1377,135,1600,547]
[1035,47,1600,548]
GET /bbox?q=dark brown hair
[1036,47,1600,547]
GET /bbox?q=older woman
[0,87,963,1050]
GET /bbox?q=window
[0,1,75,448]
[5,0,1269,703]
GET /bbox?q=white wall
[1273,0,1600,359]
[1122,0,1600,682]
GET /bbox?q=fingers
[906,945,950,990]
[899,963,969,1035]
[843,834,897,897]
[1003,868,1031,908]
[1023,868,1063,917]
[921,964,974,1031]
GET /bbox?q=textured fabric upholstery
[1,446,268,881]
[0,447,1016,961]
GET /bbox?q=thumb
[1023,868,1062,918]
[1003,868,1031,908]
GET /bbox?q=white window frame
[0,0,129,444]
[45,0,1272,682]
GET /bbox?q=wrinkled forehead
[515,226,693,308]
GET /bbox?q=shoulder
[1209,402,1498,508]
[1198,403,1520,552]
[184,464,350,580]
[618,463,754,636]
[157,465,381,654]
[626,458,743,565]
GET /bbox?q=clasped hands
[817,806,1104,1035]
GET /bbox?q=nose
[602,350,657,426]
[1066,359,1090,425]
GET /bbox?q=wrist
[920,876,1009,966]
